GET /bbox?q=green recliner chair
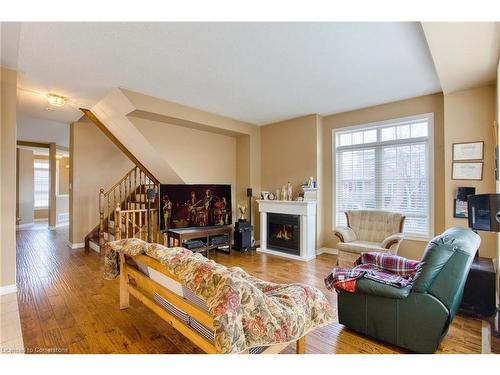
[337,227,481,353]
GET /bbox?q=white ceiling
[422,22,500,94]
[3,22,442,125]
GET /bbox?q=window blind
[334,115,432,238]
[34,159,49,209]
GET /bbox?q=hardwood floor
[16,226,485,354]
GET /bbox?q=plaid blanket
[324,252,421,293]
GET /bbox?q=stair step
[88,237,100,253]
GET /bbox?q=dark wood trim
[333,232,344,242]
[80,108,160,185]
[452,141,484,161]
[383,239,400,249]
[451,161,484,181]
[399,216,406,233]
[17,140,50,148]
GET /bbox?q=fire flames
[273,225,293,241]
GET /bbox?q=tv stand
[163,226,232,258]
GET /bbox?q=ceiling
[17,113,70,147]
[3,22,443,125]
[422,22,500,94]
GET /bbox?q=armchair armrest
[354,278,411,299]
[381,233,404,249]
[334,226,357,243]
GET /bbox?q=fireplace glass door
[267,213,300,255]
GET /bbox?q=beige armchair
[334,210,405,267]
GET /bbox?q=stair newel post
[99,188,105,247]
[115,203,122,241]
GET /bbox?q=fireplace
[267,213,300,255]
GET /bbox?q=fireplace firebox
[267,213,300,255]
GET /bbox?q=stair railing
[98,166,159,246]
[113,203,160,243]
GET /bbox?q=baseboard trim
[67,241,85,249]
[16,222,34,229]
[0,284,17,296]
[317,247,338,255]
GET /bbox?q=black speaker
[459,257,497,318]
[234,221,252,252]
[247,188,253,197]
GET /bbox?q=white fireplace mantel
[257,199,317,261]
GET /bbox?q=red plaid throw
[324,252,421,292]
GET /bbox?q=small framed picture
[452,162,483,180]
[453,141,484,161]
[453,199,469,219]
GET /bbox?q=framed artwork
[452,141,484,161]
[453,199,469,219]
[452,162,483,180]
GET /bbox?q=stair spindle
[115,203,121,241]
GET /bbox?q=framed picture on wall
[452,162,483,180]
[453,199,469,218]
[452,141,484,161]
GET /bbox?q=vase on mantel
[287,182,292,201]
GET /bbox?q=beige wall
[70,119,134,245]
[16,148,34,226]
[444,85,497,258]
[1,67,18,288]
[131,116,237,223]
[34,208,48,221]
[261,115,319,194]
[322,93,445,260]
[56,195,69,224]
[260,114,324,246]
[58,156,70,195]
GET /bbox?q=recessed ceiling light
[46,93,68,107]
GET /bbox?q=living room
[1,1,499,372]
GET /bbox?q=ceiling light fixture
[46,93,68,107]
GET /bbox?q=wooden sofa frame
[118,252,306,354]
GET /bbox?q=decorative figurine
[237,204,248,221]
[308,176,314,188]
[287,182,292,201]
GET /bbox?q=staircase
[86,165,160,253]
[81,107,162,254]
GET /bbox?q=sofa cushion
[337,240,388,254]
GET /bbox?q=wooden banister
[80,107,162,250]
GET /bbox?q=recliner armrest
[334,226,357,243]
[354,278,411,299]
[381,233,404,249]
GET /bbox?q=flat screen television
[159,184,232,230]
[467,194,500,232]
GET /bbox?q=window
[333,114,433,239]
[34,159,49,208]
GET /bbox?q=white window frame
[332,113,434,241]
[34,159,50,210]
